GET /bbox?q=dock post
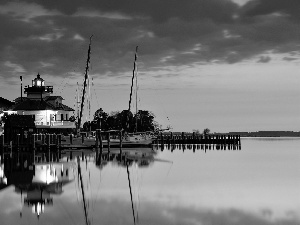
[119,130,122,153]
[81,133,84,144]
[42,134,45,145]
[170,132,173,145]
[99,129,103,152]
[57,134,61,161]
[17,134,20,166]
[47,134,51,162]
[160,132,164,151]
[192,132,195,144]
[9,141,12,158]
[181,132,185,145]
[96,129,103,153]
[107,132,110,153]
[17,134,20,151]
[95,130,99,162]
[0,135,4,164]
[32,134,36,164]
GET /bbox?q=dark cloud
[241,0,300,20]
[283,57,298,61]
[0,0,300,81]
[11,0,238,23]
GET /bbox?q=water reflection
[0,139,299,225]
[0,155,75,219]
[158,143,242,152]
[95,148,173,169]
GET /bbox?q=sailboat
[123,46,156,145]
[72,42,155,148]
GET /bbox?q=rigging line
[56,196,78,225]
[57,78,65,95]
[91,77,100,110]
[93,170,102,211]
[55,75,66,95]
[127,162,136,225]
[59,79,69,96]
[74,169,80,204]
[92,77,99,113]
[164,161,173,184]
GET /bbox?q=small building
[11,73,75,131]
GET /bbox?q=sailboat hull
[61,136,153,149]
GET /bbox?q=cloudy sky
[0,0,300,132]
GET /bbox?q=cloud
[1,196,299,225]
[0,1,61,22]
[257,55,271,63]
[0,0,300,82]
[241,0,300,21]
[283,57,298,61]
[4,61,26,73]
[10,0,238,23]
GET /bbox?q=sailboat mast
[127,163,136,225]
[135,55,138,133]
[76,82,80,121]
[127,46,138,131]
[77,158,90,225]
[78,35,93,131]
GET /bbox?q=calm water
[0,138,299,225]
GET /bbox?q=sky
[0,0,300,132]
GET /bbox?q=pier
[153,132,241,145]
[0,129,241,153]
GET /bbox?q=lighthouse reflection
[0,152,76,219]
[0,147,166,221]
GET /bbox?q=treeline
[214,131,300,137]
[82,108,160,132]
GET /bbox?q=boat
[71,43,155,148]
[122,46,156,145]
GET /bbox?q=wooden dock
[0,131,241,156]
[153,132,241,145]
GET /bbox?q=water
[0,138,299,225]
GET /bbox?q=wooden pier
[0,131,241,157]
[153,132,241,145]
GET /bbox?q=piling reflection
[154,143,242,152]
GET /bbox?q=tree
[87,108,160,132]
[93,108,109,130]
[133,110,156,132]
[203,128,210,136]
